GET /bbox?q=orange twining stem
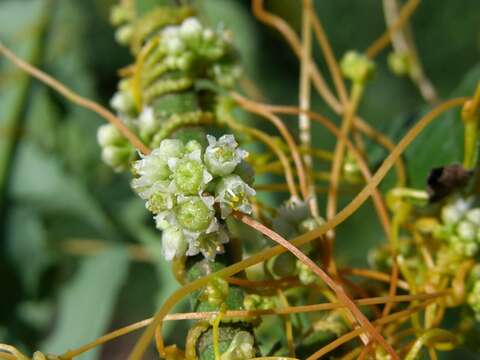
[236,212,400,360]
[59,292,446,359]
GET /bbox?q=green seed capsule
[175,196,214,232]
[171,158,208,194]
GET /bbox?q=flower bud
[220,331,256,360]
[101,146,132,170]
[115,25,133,45]
[297,260,317,285]
[201,277,229,306]
[110,90,135,115]
[170,154,211,195]
[387,52,410,76]
[340,51,375,83]
[97,124,124,147]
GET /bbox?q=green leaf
[0,0,52,197]
[404,63,480,188]
[42,247,129,359]
[9,141,116,236]
[5,206,53,294]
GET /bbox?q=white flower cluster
[131,134,255,261]
[159,17,241,87]
[437,197,480,257]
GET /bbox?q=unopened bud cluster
[131,134,255,261]
[436,197,480,257]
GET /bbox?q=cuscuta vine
[1,0,480,360]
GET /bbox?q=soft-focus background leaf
[42,247,129,360]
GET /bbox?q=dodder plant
[1,0,480,359]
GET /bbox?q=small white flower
[110,91,134,114]
[215,175,256,218]
[155,210,178,230]
[162,226,187,261]
[204,134,248,176]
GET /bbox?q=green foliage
[42,248,129,360]
[1,0,479,359]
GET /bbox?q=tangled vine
[1,0,480,359]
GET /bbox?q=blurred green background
[0,0,479,358]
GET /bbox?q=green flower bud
[215,175,255,218]
[110,5,131,25]
[387,52,410,76]
[220,331,256,360]
[271,252,297,278]
[204,135,247,176]
[340,51,375,83]
[115,25,133,45]
[169,147,212,195]
[175,196,215,232]
[200,277,229,306]
[162,226,188,261]
[243,294,276,311]
[101,146,132,170]
[299,216,325,233]
[342,150,362,183]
